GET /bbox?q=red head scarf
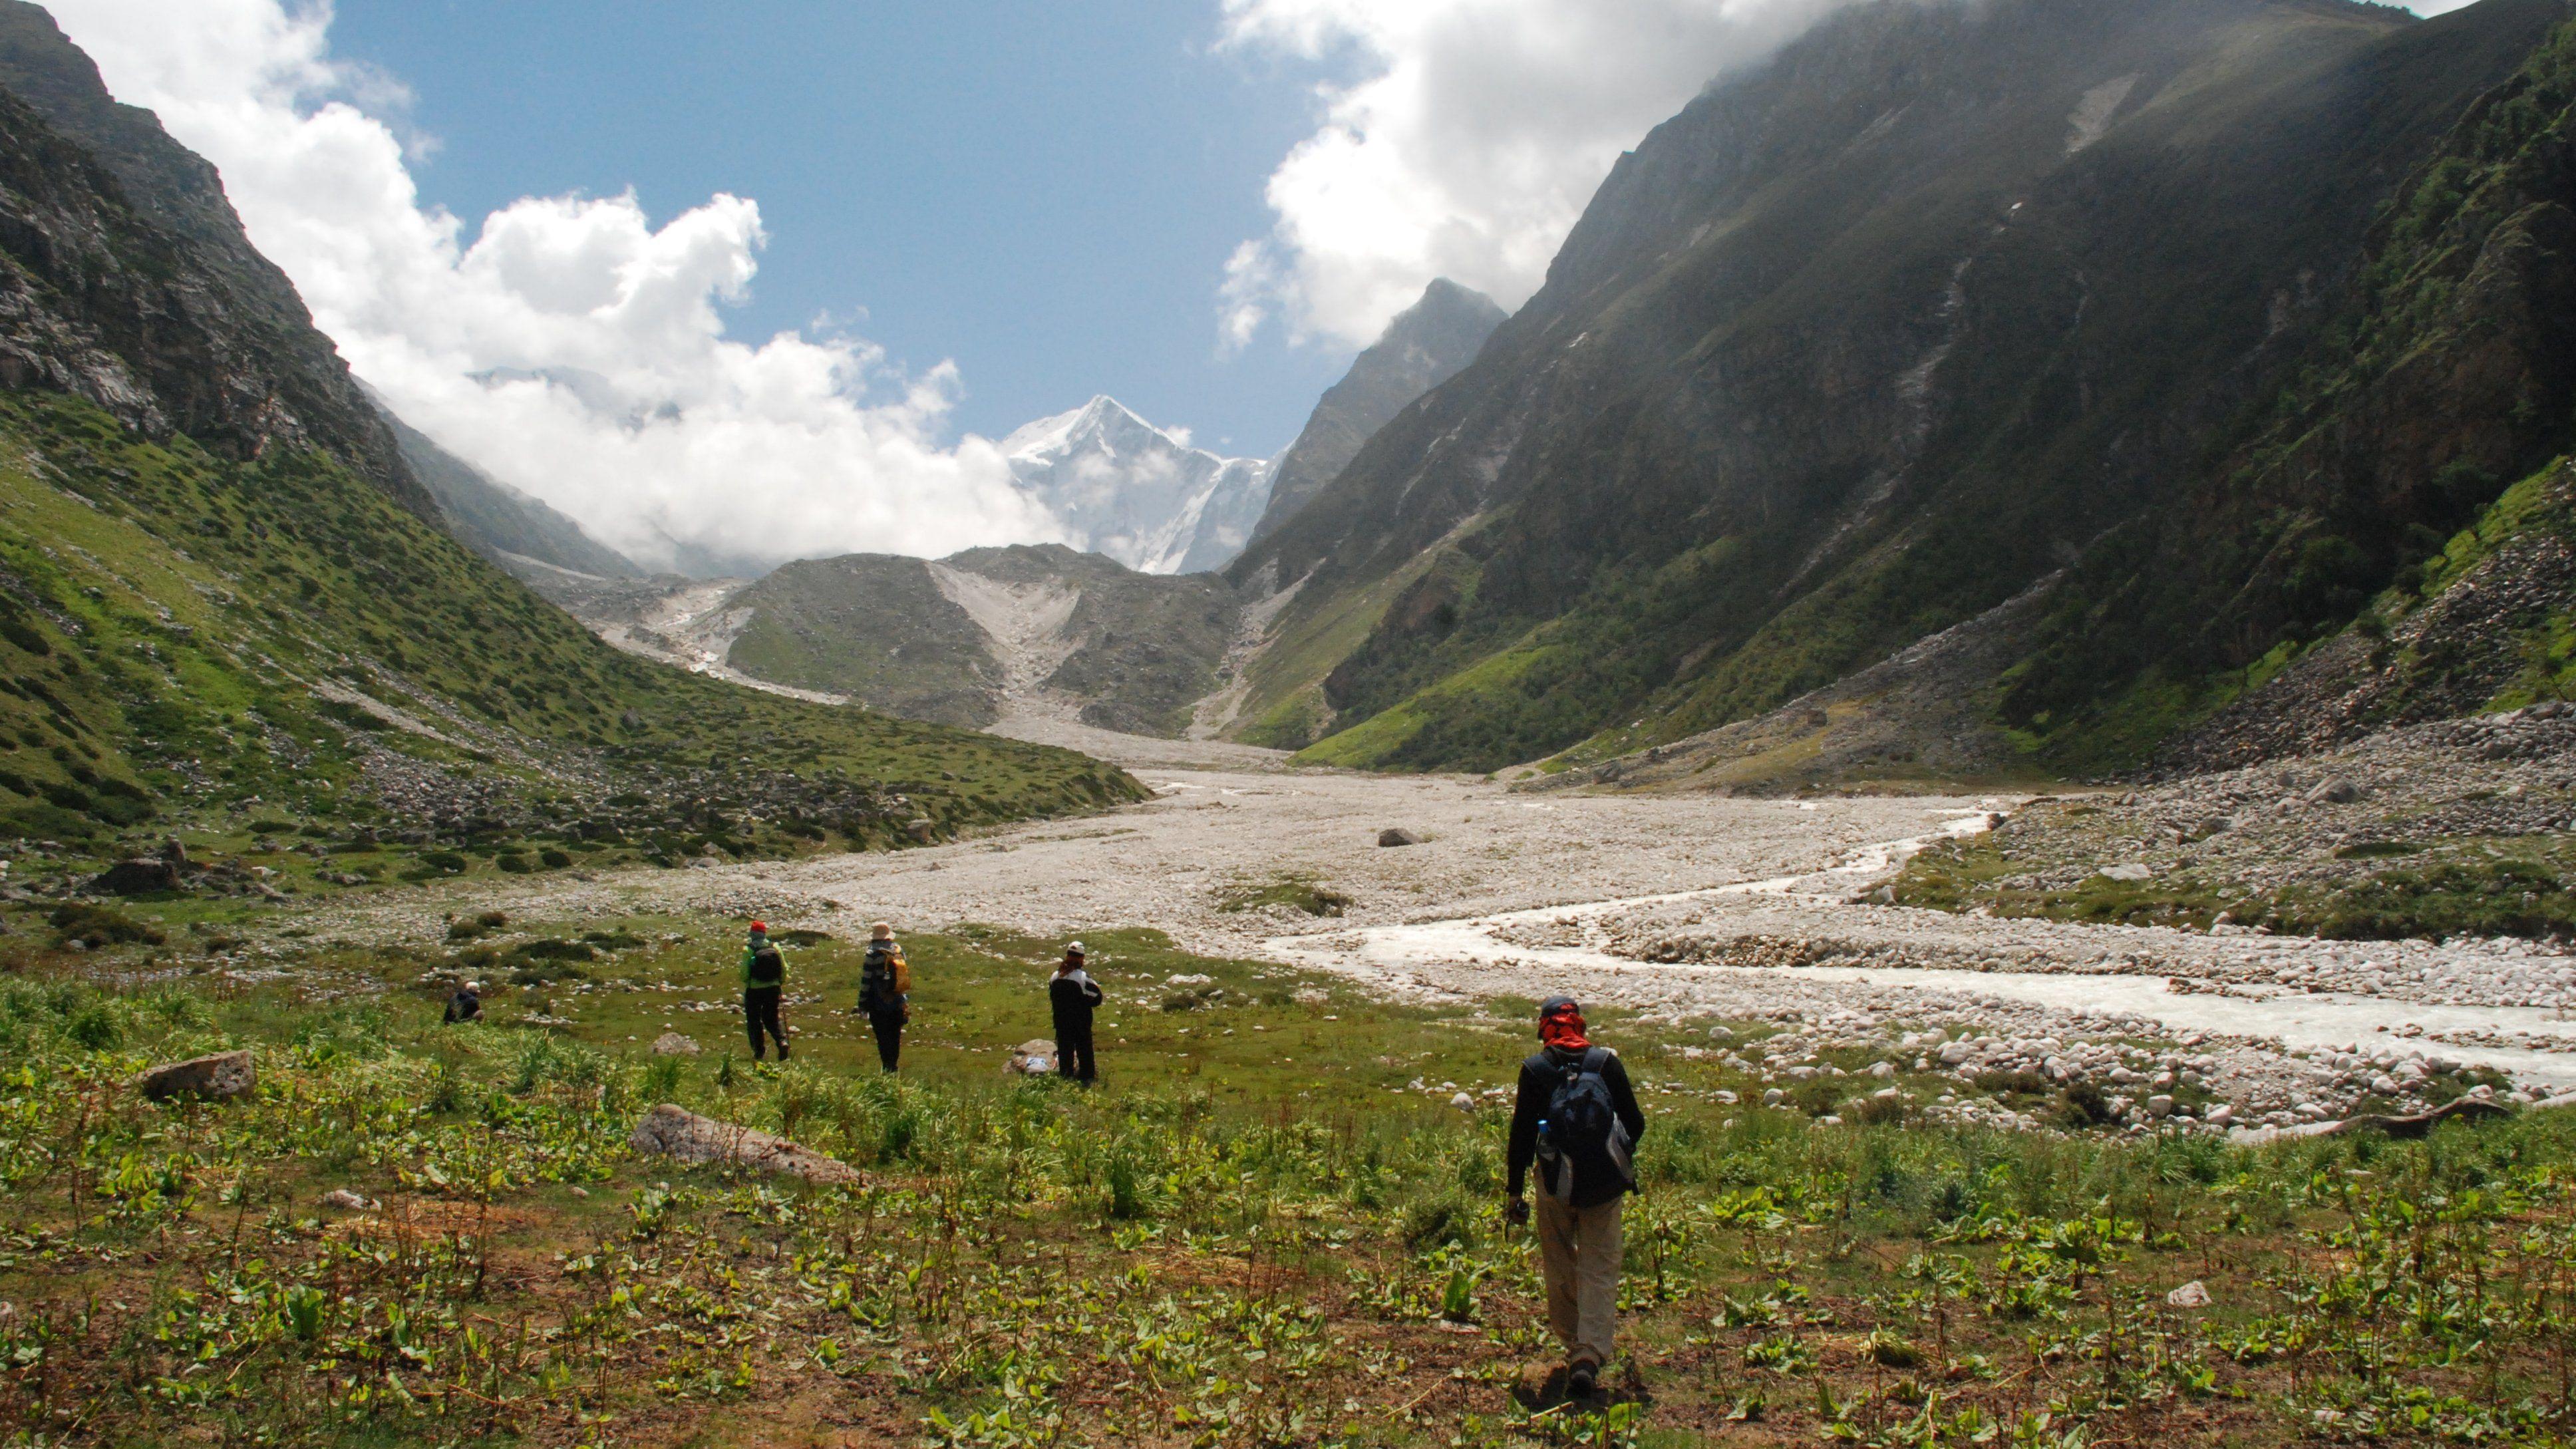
[1538,1001,1591,1052]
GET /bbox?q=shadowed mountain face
[1217,0,2575,776]
[1249,279,1508,545]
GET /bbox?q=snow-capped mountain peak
[999,396,1273,575]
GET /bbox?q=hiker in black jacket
[1505,995,1647,1402]
[857,921,909,1072]
[1048,941,1103,1085]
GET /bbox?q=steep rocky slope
[0,1,426,514]
[2009,3,2576,763]
[721,554,1001,726]
[377,402,642,581]
[0,18,1138,862]
[1249,278,1507,544]
[1221,0,2569,774]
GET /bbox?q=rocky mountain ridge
[373,399,643,581]
[0,1,428,515]
[536,544,1243,739]
[1250,278,1507,544]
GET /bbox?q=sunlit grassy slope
[0,391,1140,865]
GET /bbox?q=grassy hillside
[4,915,2573,1444]
[0,390,1139,877]
[724,555,1003,727]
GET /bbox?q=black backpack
[860,945,903,1012]
[1533,1047,1635,1203]
[746,942,784,988]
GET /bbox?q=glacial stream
[1268,809,2576,1088]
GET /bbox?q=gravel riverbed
[281,730,2576,1133]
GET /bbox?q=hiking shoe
[1567,1361,1599,1401]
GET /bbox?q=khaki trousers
[1534,1192,1623,1367]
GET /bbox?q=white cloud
[1217,0,1869,349]
[45,0,1062,573]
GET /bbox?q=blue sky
[329,0,1345,455]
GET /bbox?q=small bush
[1398,1193,1478,1251]
[2055,1082,2114,1128]
[419,850,468,874]
[50,902,165,947]
[516,939,597,963]
[446,909,508,942]
[1105,1150,1152,1221]
[641,1056,686,1103]
[1972,1070,2053,1098]
[65,1001,122,1050]
[1852,1094,1913,1126]
[538,848,573,870]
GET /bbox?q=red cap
[748,921,767,933]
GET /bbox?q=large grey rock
[88,858,180,895]
[626,1104,858,1185]
[136,1049,254,1103]
[1378,828,1422,847]
[650,1032,701,1056]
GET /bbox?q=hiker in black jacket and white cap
[1048,942,1104,1085]
[1505,995,1646,1402]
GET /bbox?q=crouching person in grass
[1504,995,1645,1402]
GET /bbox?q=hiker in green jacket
[741,921,789,1060]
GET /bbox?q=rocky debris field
[1293,912,2563,1138]
[1893,705,2576,941]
